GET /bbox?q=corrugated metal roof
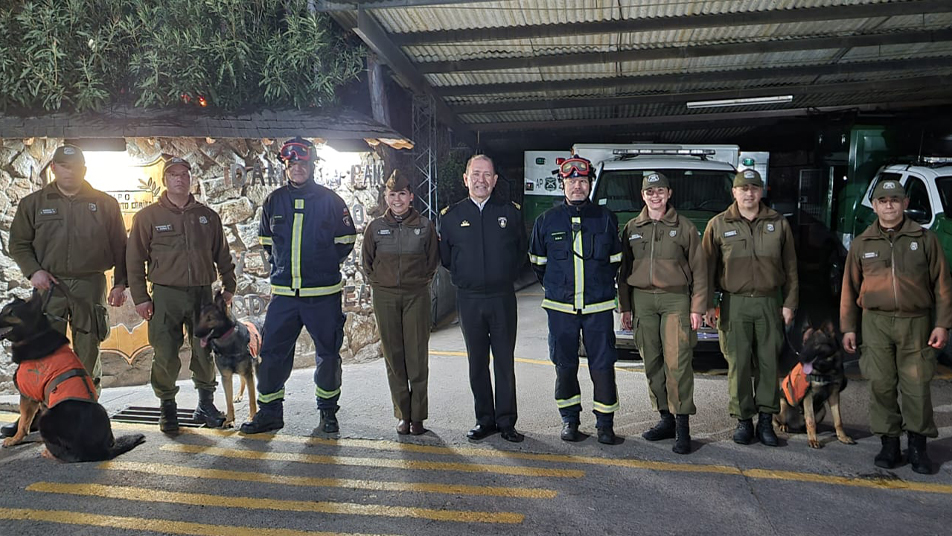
[374,0,898,34]
[327,0,952,154]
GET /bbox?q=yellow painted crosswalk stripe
[27,482,523,524]
[162,444,584,478]
[100,460,557,499]
[0,507,394,536]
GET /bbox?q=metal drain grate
[112,406,208,428]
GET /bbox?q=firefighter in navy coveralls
[529,156,622,444]
[439,155,527,443]
[240,138,357,435]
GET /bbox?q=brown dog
[194,291,261,428]
[775,324,855,449]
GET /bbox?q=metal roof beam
[436,57,952,97]
[451,75,952,114]
[394,0,952,45]
[417,28,952,73]
[351,8,471,140]
[316,0,499,12]
[472,97,952,132]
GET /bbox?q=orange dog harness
[781,362,810,406]
[14,344,97,407]
[243,321,261,358]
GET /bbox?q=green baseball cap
[641,171,670,190]
[733,169,763,188]
[871,179,905,199]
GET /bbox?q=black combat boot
[194,389,226,428]
[239,404,284,434]
[756,412,778,447]
[672,414,691,455]
[907,432,933,475]
[159,399,179,433]
[320,406,340,433]
[874,435,901,469]
[596,425,617,445]
[561,422,583,442]
[733,418,754,445]
[642,410,676,441]
[0,415,38,438]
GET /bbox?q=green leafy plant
[0,0,364,112]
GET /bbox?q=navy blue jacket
[258,180,357,296]
[439,197,527,294]
[529,200,622,313]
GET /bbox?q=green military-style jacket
[361,207,439,291]
[126,192,236,305]
[618,205,708,314]
[9,180,127,285]
[701,202,798,311]
[840,218,952,333]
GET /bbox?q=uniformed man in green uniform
[840,178,951,474]
[3,144,128,438]
[619,172,707,454]
[127,156,237,433]
[361,171,439,436]
[702,169,798,447]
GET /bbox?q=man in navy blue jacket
[439,155,527,442]
[240,138,357,435]
[529,155,623,444]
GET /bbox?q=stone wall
[0,137,386,395]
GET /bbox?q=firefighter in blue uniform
[439,154,528,443]
[529,155,623,444]
[240,137,357,435]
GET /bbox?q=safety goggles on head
[279,142,314,163]
[557,157,591,179]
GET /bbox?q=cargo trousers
[860,311,938,438]
[718,293,782,419]
[148,284,217,401]
[631,289,697,415]
[43,274,109,391]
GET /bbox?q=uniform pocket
[593,232,613,261]
[94,303,110,342]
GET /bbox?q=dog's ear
[820,320,836,337]
[802,327,815,344]
[214,290,226,308]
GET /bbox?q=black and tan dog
[194,291,261,428]
[775,323,855,449]
[0,293,144,462]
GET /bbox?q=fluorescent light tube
[686,95,793,109]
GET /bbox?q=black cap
[52,144,85,165]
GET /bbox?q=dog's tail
[107,434,146,459]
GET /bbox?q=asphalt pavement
[1,284,951,536]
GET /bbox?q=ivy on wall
[0,0,364,112]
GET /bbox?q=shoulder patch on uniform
[440,206,450,216]
[511,201,521,210]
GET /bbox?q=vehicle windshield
[593,168,735,213]
[934,175,952,214]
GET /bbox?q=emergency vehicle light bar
[921,156,952,165]
[612,149,717,156]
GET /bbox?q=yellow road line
[99,460,557,499]
[27,482,523,524]
[0,507,394,536]
[744,468,952,495]
[162,444,584,478]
